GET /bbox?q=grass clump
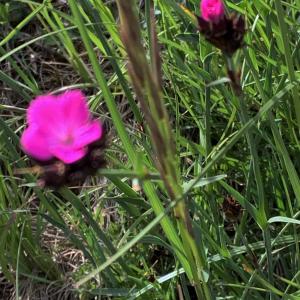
[0,0,300,299]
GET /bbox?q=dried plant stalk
[116,1,212,298]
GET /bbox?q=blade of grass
[68,0,136,164]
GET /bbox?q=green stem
[225,55,274,292]
[273,0,300,130]
[175,201,213,300]
[225,56,266,214]
[204,55,222,245]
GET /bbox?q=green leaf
[268,216,300,225]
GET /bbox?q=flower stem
[224,54,274,292]
[273,0,300,131]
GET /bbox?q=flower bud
[197,9,246,56]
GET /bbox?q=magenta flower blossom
[200,0,225,23]
[21,90,103,164]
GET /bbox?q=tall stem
[116,1,213,298]
[273,0,300,130]
[224,55,274,295]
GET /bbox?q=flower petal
[20,126,53,161]
[200,0,224,23]
[59,90,90,127]
[22,90,100,165]
[73,120,103,148]
[27,94,64,134]
[28,94,59,124]
[50,145,87,164]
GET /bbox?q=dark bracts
[31,133,106,188]
[197,13,246,56]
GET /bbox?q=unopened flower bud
[197,0,246,56]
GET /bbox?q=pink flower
[21,90,103,164]
[200,0,225,23]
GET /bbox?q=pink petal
[20,126,53,161]
[58,90,90,127]
[50,145,87,164]
[27,94,64,135]
[22,90,100,164]
[201,0,224,22]
[28,94,59,124]
[73,120,103,148]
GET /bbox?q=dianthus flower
[21,90,103,164]
[20,90,106,187]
